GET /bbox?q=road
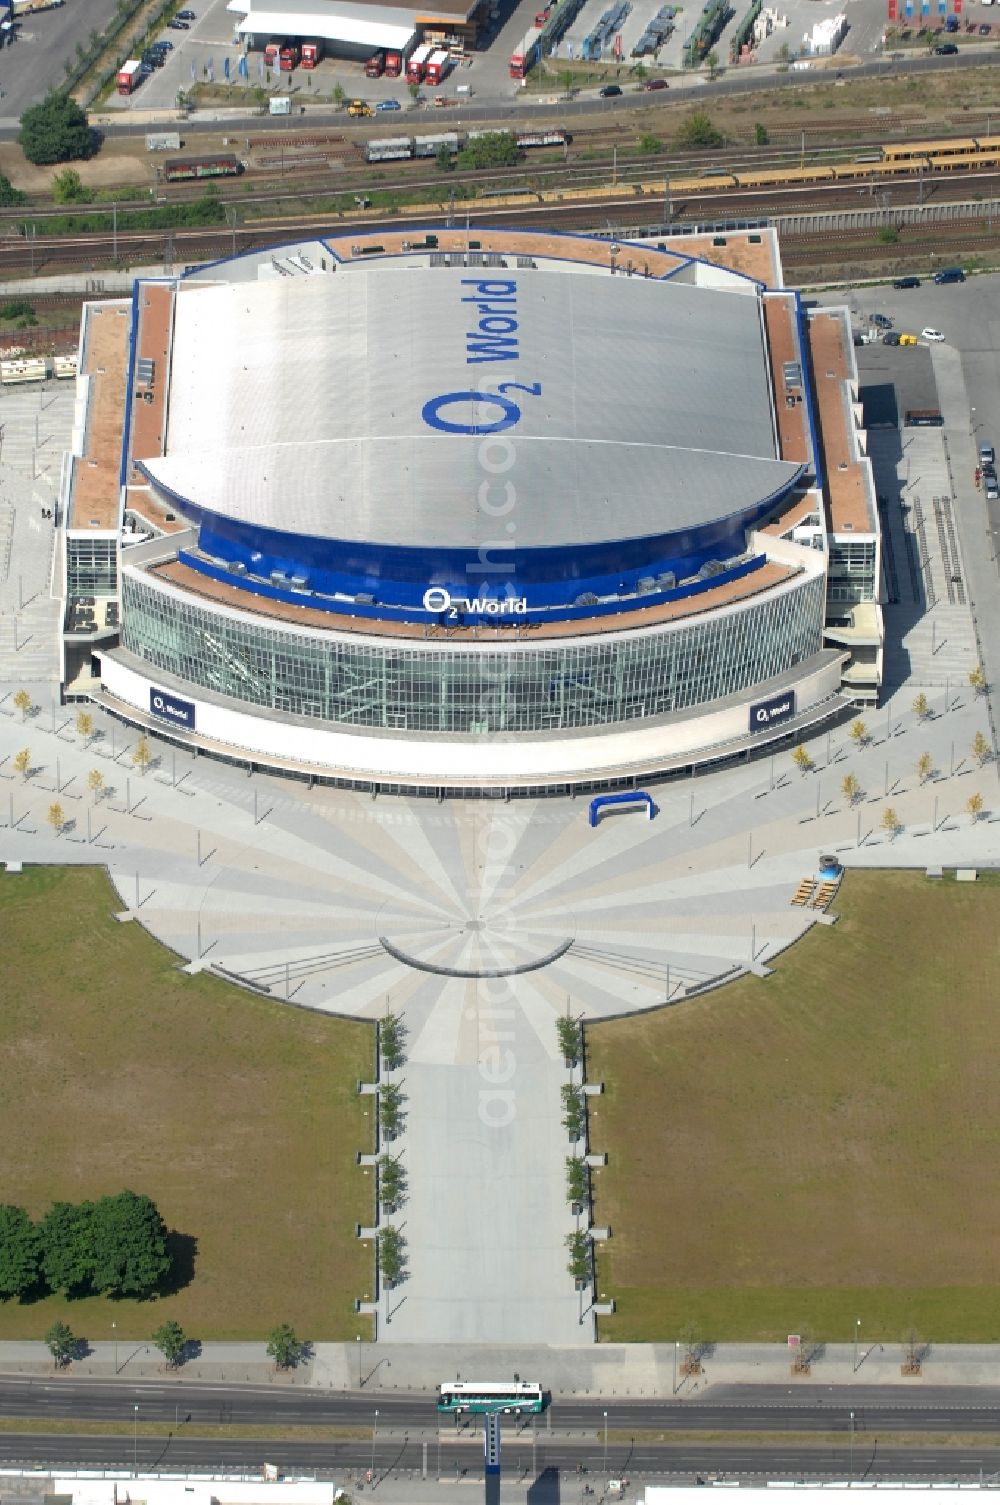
[2,1430,1000,1482]
[1,42,999,141]
[4,1378,1000,1436]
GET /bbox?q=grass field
[0,866,374,1341]
[587,870,1000,1343]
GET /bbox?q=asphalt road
[4,1378,1000,1437]
[1,43,999,141]
[2,1431,1000,1482]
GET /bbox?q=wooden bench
[791,879,815,906]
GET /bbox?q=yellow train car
[673,173,738,192]
[973,134,1000,152]
[927,147,1000,171]
[832,157,931,180]
[733,164,835,189]
[883,136,978,162]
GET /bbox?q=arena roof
[147,269,800,554]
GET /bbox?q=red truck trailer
[406,42,434,81]
[423,47,450,84]
[384,49,402,75]
[300,38,323,66]
[116,59,142,94]
[279,42,300,69]
[365,49,385,76]
[263,38,281,66]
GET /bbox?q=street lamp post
[133,1404,139,1477]
[849,1409,855,1480]
[603,1409,608,1477]
[112,1320,117,1377]
[371,1408,379,1482]
[853,1317,861,1373]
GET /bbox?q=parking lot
[0,0,122,122]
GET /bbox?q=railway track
[3,195,999,279]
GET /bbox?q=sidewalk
[3,1341,1000,1393]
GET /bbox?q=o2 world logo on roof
[421,278,542,435]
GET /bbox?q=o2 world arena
[60,226,883,795]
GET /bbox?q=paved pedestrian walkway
[5,1339,1000,1394]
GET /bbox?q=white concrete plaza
[1,335,999,1345]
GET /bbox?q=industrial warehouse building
[226,0,486,60]
[59,226,882,795]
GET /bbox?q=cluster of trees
[27,194,225,239]
[0,1192,172,1302]
[18,94,96,166]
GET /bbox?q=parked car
[375,98,401,111]
[871,312,893,329]
[893,276,920,289]
[921,327,945,342]
[883,331,901,345]
[152,38,172,48]
[987,475,1000,501]
[979,22,992,34]
[599,83,622,96]
[934,41,958,52]
[979,443,995,467]
[176,7,196,15]
[168,18,190,27]
[643,78,669,90]
[934,266,965,283]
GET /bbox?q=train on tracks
[364,129,570,164]
[674,136,1000,194]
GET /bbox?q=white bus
[436,1381,544,1415]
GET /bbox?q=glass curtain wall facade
[121,571,825,735]
[67,537,118,596]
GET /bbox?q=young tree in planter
[560,1084,586,1142]
[380,1011,405,1070]
[791,744,812,774]
[44,1320,76,1367]
[379,1081,404,1140]
[841,772,862,806]
[556,1015,581,1066]
[566,1156,590,1210]
[152,1319,187,1368]
[378,1225,406,1286]
[912,691,929,720]
[565,1230,591,1285]
[378,1153,406,1213]
[972,730,991,765]
[266,1323,302,1370]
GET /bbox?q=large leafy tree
[18,93,95,166]
[90,1191,171,1297]
[39,1200,95,1296]
[0,1205,40,1299]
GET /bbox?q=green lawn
[586,870,1000,1343]
[0,866,374,1340]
